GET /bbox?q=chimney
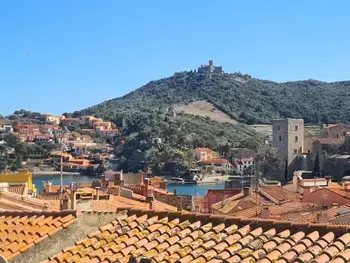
[316,213,328,223]
[344,184,350,199]
[260,207,270,219]
[177,196,183,212]
[69,182,77,210]
[70,191,76,210]
[43,181,52,193]
[173,189,177,196]
[243,187,251,197]
[95,187,100,201]
[144,178,150,197]
[149,200,153,210]
[62,196,69,210]
[292,172,299,193]
[302,187,311,202]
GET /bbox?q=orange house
[195,148,217,161]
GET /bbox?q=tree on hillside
[255,144,283,180]
[4,134,19,148]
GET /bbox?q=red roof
[195,147,213,152]
[201,158,231,165]
[314,138,344,145]
[325,124,343,129]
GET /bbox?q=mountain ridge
[73,71,350,125]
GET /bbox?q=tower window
[277,125,280,130]
[343,131,346,136]
[295,136,298,142]
[295,125,298,131]
[293,149,298,155]
[279,135,282,142]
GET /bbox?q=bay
[33,174,224,196]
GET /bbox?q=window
[343,131,347,136]
[337,134,339,138]
[295,125,298,131]
[279,135,282,141]
[277,125,280,130]
[295,136,298,142]
[293,149,298,155]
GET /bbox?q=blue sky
[1,1,350,115]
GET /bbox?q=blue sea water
[33,174,96,192]
[166,184,224,196]
[33,174,224,196]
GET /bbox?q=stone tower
[272,118,304,179]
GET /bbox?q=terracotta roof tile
[37,209,350,263]
[0,210,76,261]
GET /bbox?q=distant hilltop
[198,60,224,74]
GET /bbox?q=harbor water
[33,174,224,196]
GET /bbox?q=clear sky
[1,1,350,115]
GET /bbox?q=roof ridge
[0,210,77,217]
[117,207,350,232]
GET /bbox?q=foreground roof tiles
[0,210,77,261]
[42,208,350,263]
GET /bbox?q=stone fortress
[198,60,224,74]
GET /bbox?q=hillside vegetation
[72,71,350,174]
[75,71,350,125]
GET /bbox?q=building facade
[273,118,304,179]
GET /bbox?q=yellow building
[0,169,36,194]
[195,148,217,161]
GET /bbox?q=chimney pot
[316,213,328,223]
[243,187,251,197]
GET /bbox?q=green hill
[72,70,350,173]
[74,71,350,125]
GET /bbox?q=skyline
[2,1,350,115]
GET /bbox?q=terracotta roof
[91,196,177,212]
[314,138,344,145]
[195,147,214,152]
[201,158,232,165]
[124,184,173,196]
[260,186,302,204]
[325,123,343,129]
[0,210,76,261]
[7,184,26,195]
[270,203,350,223]
[41,208,350,263]
[0,191,54,211]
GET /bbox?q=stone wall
[154,192,193,211]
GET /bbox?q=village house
[0,121,13,133]
[199,158,233,173]
[15,124,40,134]
[40,124,63,137]
[95,126,118,137]
[93,121,112,130]
[79,115,96,125]
[35,134,54,144]
[43,114,63,125]
[80,128,96,135]
[195,147,217,161]
[232,156,255,175]
[202,189,242,213]
[323,123,350,139]
[60,117,80,126]
[292,170,331,194]
[89,117,104,127]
